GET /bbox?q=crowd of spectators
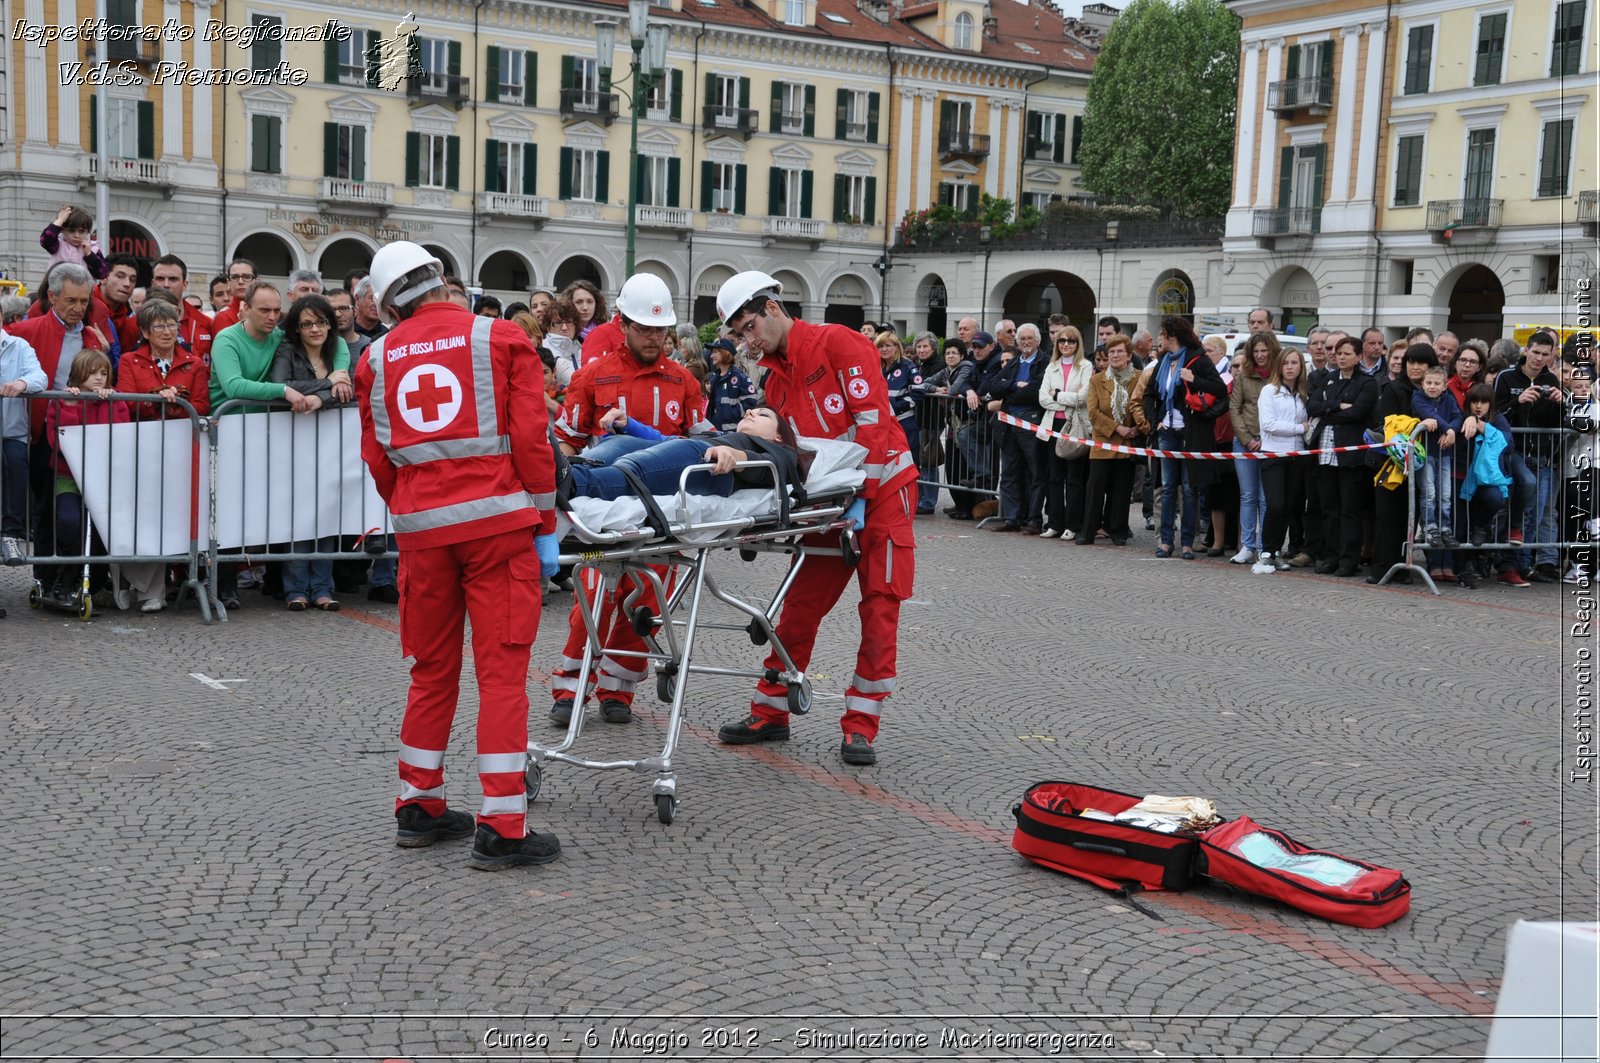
[0,206,1593,621]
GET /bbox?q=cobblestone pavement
[0,512,1585,1061]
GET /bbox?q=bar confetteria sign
[267,209,434,248]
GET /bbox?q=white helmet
[368,240,443,319]
[614,273,677,326]
[716,270,781,323]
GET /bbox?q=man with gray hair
[1433,330,1459,370]
[287,270,323,301]
[992,319,1018,352]
[987,321,1048,532]
[0,295,28,327]
[1247,307,1274,334]
[1130,329,1154,369]
[7,263,109,392]
[1306,326,1332,374]
[352,275,388,340]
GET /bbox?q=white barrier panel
[212,407,388,549]
[57,418,202,557]
[59,407,389,554]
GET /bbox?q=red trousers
[749,482,916,741]
[551,565,674,708]
[394,527,542,839]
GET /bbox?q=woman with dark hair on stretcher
[559,405,811,504]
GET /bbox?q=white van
[1204,331,1309,363]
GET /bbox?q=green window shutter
[522,143,537,195]
[1024,111,1040,158]
[1070,115,1084,163]
[1053,114,1067,163]
[595,150,610,203]
[1553,0,1585,77]
[324,35,340,83]
[1475,13,1506,85]
[1311,144,1325,214]
[1320,40,1334,82]
[705,72,718,115]
[771,81,784,131]
[250,114,267,172]
[485,47,499,103]
[937,181,953,208]
[768,166,783,216]
[1394,135,1421,206]
[252,16,281,71]
[136,100,154,159]
[800,171,813,219]
[833,174,847,221]
[669,68,682,121]
[353,126,365,182]
[447,40,461,78]
[561,55,575,92]
[445,135,460,190]
[527,52,536,107]
[734,163,747,214]
[485,138,500,192]
[803,85,815,137]
[866,92,880,142]
[366,31,381,87]
[1539,120,1573,197]
[701,161,714,212]
[324,123,339,177]
[1404,26,1432,94]
[1284,44,1300,81]
[1277,145,1293,208]
[667,158,680,207]
[738,76,750,111]
[405,132,420,187]
[939,98,954,143]
[863,176,876,226]
[835,88,848,139]
[89,94,96,152]
[407,34,421,85]
[634,155,647,203]
[559,146,573,200]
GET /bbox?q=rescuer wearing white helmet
[712,270,917,766]
[547,273,710,727]
[355,239,564,870]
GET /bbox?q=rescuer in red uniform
[355,240,563,871]
[548,273,709,726]
[714,271,917,766]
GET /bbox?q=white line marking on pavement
[189,673,250,691]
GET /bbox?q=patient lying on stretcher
[558,406,811,504]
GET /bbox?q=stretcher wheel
[746,619,768,646]
[28,583,42,609]
[739,548,757,562]
[78,595,93,622]
[631,606,655,637]
[840,528,861,568]
[655,793,676,825]
[524,763,542,801]
[786,681,811,715]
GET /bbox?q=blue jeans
[1520,457,1560,568]
[570,436,733,499]
[955,418,996,488]
[1157,427,1197,548]
[1233,440,1263,551]
[285,536,338,600]
[1417,450,1454,532]
[1,437,26,537]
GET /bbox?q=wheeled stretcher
[528,437,868,824]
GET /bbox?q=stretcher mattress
[559,436,867,543]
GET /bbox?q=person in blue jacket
[875,330,922,508]
[704,339,757,430]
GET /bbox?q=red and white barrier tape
[992,411,1393,461]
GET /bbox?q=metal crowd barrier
[0,389,210,622]
[204,399,396,621]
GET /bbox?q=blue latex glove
[617,416,664,441]
[535,533,559,580]
[844,498,866,531]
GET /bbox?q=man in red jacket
[149,254,213,364]
[714,271,917,766]
[548,273,708,726]
[356,240,562,871]
[208,257,256,334]
[93,255,141,352]
[8,264,110,432]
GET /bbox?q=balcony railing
[1267,77,1333,113]
[636,205,692,230]
[477,191,549,221]
[81,156,174,187]
[702,105,759,138]
[938,129,991,160]
[560,88,619,124]
[1425,198,1504,233]
[1578,190,1598,230]
[317,177,394,209]
[763,216,825,242]
[1252,207,1322,238]
[893,215,1225,254]
[405,72,470,109]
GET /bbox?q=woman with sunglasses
[1037,325,1091,538]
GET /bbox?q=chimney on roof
[982,2,998,38]
[858,0,890,21]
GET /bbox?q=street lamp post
[596,0,668,278]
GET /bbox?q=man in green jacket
[210,281,347,412]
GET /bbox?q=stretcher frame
[527,458,858,825]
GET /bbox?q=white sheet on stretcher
[558,435,867,544]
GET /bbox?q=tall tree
[1078,0,1240,217]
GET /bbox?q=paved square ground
[0,519,1587,1060]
